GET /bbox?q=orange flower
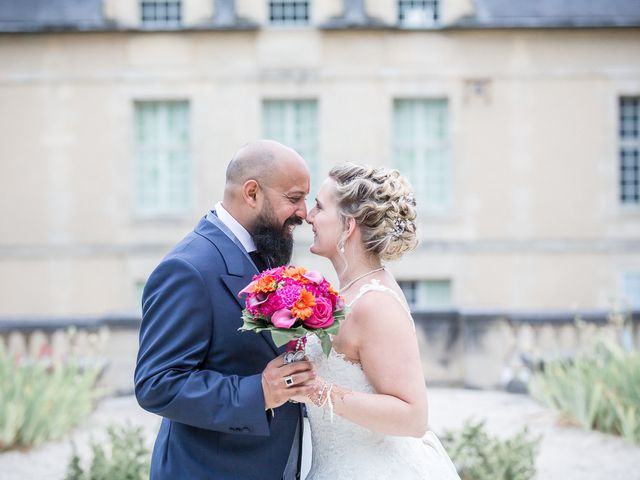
[291,288,316,320]
[283,266,308,283]
[328,285,339,296]
[253,275,277,293]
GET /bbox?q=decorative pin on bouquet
[239,266,346,359]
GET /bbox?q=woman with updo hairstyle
[297,164,460,479]
[329,163,419,262]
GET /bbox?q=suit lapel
[220,274,282,354]
[221,274,252,310]
[195,213,280,355]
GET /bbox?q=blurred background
[1,1,640,478]
[1,0,639,389]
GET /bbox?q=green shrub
[442,419,540,480]
[531,340,640,443]
[0,344,101,451]
[64,424,151,480]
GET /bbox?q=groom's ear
[243,180,259,208]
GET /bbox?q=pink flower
[302,270,324,284]
[246,292,269,315]
[239,281,257,296]
[275,284,302,309]
[248,292,269,307]
[272,309,297,329]
[259,293,285,317]
[304,297,334,329]
[267,266,286,276]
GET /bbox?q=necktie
[249,251,269,272]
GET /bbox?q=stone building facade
[1,0,639,317]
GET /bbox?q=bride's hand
[288,378,319,404]
[289,377,330,406]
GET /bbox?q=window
[399,280,452,309]
[269,0,310,25]
[620,97,640,205]
[263,100,319,195]
[134,101,191,215]
[622,272,640,308]
[398,0,439,27]
[393,99,450,211]
[140,1,182,28]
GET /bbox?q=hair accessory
[391,218,407,238]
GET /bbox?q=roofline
[0,21,639,34]
[0,24,260,34]
[449,18,640,30]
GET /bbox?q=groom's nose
[295,202,307,220]
[305,207,314,224]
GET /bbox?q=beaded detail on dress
[304,281,461,480]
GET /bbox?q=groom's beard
[252,203,303,268]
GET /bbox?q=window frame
[262,98,320,196]
[619,96,640,206]
[139,0,183,29]
[621,271,640,309]
[397,0,440,28]
[392,98,452,214]
[133,100,192,217]
[267,0,312,27]
[399,279,453,310]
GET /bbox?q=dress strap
[347,279,414,328]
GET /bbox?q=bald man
[135,140,314,480]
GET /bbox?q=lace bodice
[303,281,460,480]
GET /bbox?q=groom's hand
[262,354,316,409]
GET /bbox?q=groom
[135,140,316,479]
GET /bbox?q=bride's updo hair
[328,163,418,261]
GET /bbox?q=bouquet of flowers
[239,266,346,356]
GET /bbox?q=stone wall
[415,309,640,390]
[1,310,638,394]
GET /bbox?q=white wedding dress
[304,280,461,480]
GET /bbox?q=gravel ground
[1,389,639,480]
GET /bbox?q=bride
[294,163,460,479]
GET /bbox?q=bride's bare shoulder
[347,286,411,330]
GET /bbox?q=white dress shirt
[214,202,257,253]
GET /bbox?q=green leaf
[324,320,341,336]
[269,326,308,347]
[270,329,297,347]
[238,319,261,332]
[333,309,347,322]
[314,331,333,357]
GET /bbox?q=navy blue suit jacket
[135,214,302,479]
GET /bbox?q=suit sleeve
[134,257,271,436]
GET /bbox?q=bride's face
[306,177,343,258]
